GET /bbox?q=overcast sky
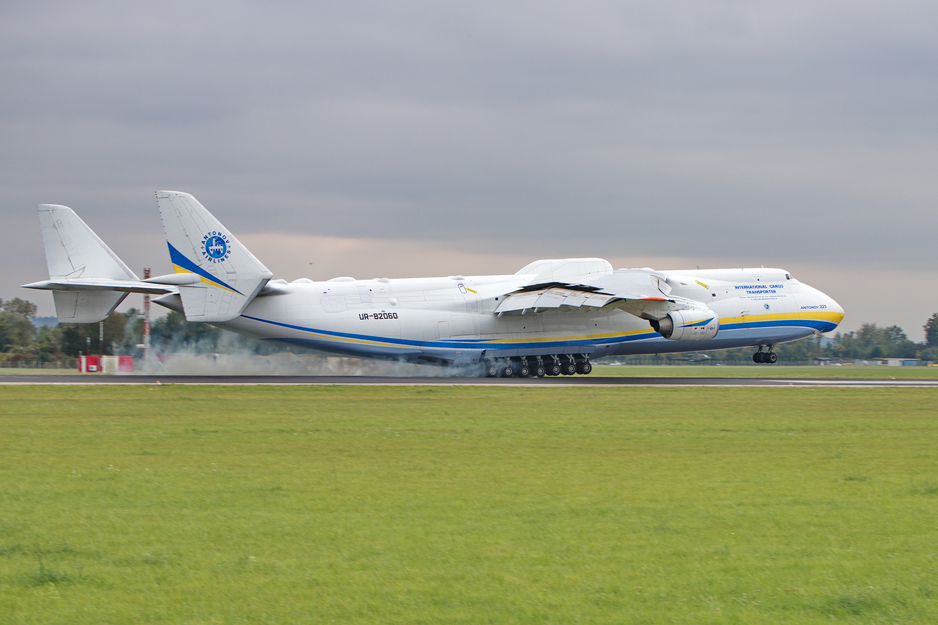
[2,1,936,339]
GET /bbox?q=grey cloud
[2,1,937,335]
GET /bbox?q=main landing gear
[484,355,592,378]
[753,347,778,364]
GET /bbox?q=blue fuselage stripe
[724,319,838,333]
[240,314,831,352]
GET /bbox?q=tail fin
[36,204,135,322]
[156,191,272,322]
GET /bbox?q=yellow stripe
[171,263,242,296]
[469,311,843,345]
[480,327,656,345]
[722,311,844,325]
[301,331,401,348]
[200,277,241,295]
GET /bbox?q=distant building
[875,358,920,367]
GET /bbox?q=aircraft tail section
[51,290,127,323]
[156,191,272,322]
[38,204,138,282]
[35,204,134,322]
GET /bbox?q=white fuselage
[216,267,843,366]
[26,193,844,373]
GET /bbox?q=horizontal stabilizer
[23,278,179,295]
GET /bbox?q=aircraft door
[450,282,480,338]
[457,282,479,313]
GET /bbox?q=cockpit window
[785,273,792,280]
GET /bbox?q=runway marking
[773,379,938,387]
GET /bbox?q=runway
[1,374,937,387]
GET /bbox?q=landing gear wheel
[546,363,561,376]
[534,365,547,378]
[766,352,778,364]
[486,362,498,377]
[561,362,577,376]
[500,365,514,378]
[517,364,531,378]
[753,352,764,364]
[576,361,592,375]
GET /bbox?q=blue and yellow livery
[25,192,844,376]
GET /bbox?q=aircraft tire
[561,362,577,376]
[767,352,778,364]
[517,364,531,378]
[485,363,498,377]
[534,365,547,378]
[501,365,514,378]
[547,363,561,376]
[753,352,763,364]
[576,361,592,375]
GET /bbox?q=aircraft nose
[824,293,845,330]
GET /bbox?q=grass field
[2,385,937,624]
[2,363,938,379]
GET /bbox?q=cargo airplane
[24,191,844,376]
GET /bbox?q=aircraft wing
[494,269,702,320]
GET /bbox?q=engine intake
[651,309,719,341]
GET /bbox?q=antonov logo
[202,232,231,263]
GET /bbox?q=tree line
[695,318,938,364]
[0,298,276,363]
[1,296,937,363]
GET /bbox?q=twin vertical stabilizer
[25,192,273,325]
[156,191,272,322]
[35,204,137,322]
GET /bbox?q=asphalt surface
[1,374,936,386]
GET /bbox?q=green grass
[1,385,937,623]
[3,363,938,379]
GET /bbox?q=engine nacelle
[651,309,720,341]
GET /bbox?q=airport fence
[0,359,78,370]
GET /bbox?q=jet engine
[650,309,719,341]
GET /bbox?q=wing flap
[495,286,619,315]
[617,295,705,320]
[494,268,702,319]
